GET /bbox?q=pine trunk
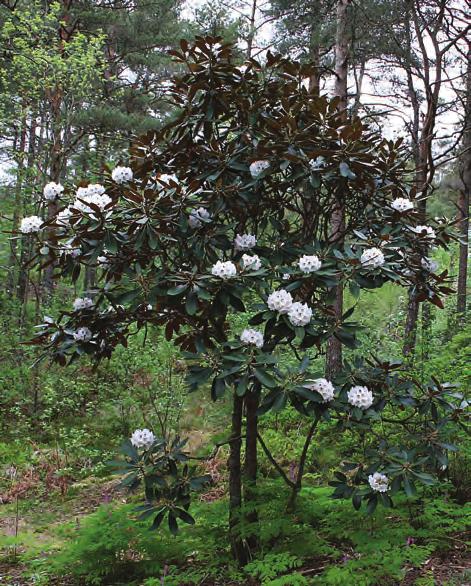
[457,45,470,319]
[326,0,350,378]
[7,110,28,296]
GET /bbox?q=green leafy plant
[24,36,463,565]
[110,436,211,534]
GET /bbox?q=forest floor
[0,474,470,586]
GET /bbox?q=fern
[245,552,302,583]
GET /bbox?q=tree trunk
[246,0,257,59]
[457,44,471,320]
[287,415,320,511]
[7,110,28,296]
[308,40,320,96]
[228,394,248,565]
[243,388,260,554]
[43,0,74,297]
[326,0,350,379]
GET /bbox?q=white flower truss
[240,328,264,348]
[97,255,110,267]
[241,254,261,271]
[57,207,72,226]
[298,254,322,273]
[410,225,436,240]
[309,156,327,171]
[188,207,211,229]
[60,244,81,258]
[111,166,133,184]
[421,257,439,272]
[360,247,385,269]
[20,216,43,234]
[267,289,293,314]
[43,181,64,201]
[347,385,374,410]
[73,327,93,342]
[158,173,178,184]
[368,472,389,493]
[234,233,257,251]
[73,297,93,311]
[288,302,312,327]
[304,378,335,403]
[211,260,237,279]
[249,160,270,178]
[130,428,156,450]
[390,197,414,212]
[73,184,112,213]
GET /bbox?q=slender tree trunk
[228,394,248,565]
[246,0,257,59]
[287,415,320,511]
[457,44,471,320]
[308,40,321,96]
[43,0,74,296]
[326,0,350,379]
[243,388,260,554]
[7,110,28,296]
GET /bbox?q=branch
[257,432,295,488]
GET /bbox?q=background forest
[0,1,469,585]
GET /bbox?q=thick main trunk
[326,0,350,378]
[243,388,260,554]
[228,394,248,565]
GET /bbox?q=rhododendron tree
[24,38,465,564]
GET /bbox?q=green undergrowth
[6,481,468,586]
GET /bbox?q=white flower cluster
[57,207,72,226]
[240,328,264,348]
[299,254,322,273]
[249,160,270,178]
[390,197,414,212]
[130,428,156,449]
[73,327,92,342]
[74,184,112,213]
[97,255,110,267]
[241,254,261,271]
[411,225,436,239]
[20,215,43,234]
[347,385,374,410]
[305,378,335,403]
[211,260,237,279]
[61,244,81,258]
[189,207,211,229]
[421,257,438,272]
[309,156,327,171]
[73,297,93,311]
[360,247,385,269]
[288,302,312,327]
[234,233,257,251]
[368,472,389,493]
[111,166,133,184]
[267,289,293,314]
[158,173,178,184]
[267,290,312,327]
[43,181,64,201]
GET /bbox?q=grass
[0,476,469,585]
